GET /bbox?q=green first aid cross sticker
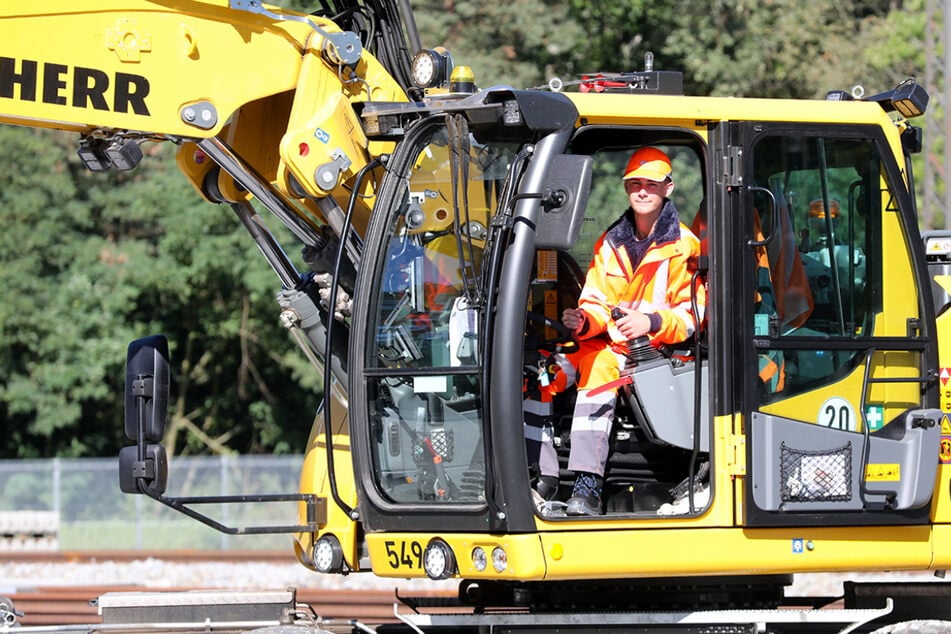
[865,405,884,432]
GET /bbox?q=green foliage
[563,0,672,77]
[411,0,584,88]
[407,0,924,100]
[666,0,873,98]
[0,127,318,458]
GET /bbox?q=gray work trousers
[523,347,621,479]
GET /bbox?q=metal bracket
[315,148,352,191]
[180,101,219,130]
[723,145,744,187]
[229,0,362,67]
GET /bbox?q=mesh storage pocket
[428,428,454,462]
[779,441,852,503]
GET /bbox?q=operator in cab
[529,147,705,516]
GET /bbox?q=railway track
[1,551,458,627]
[2,550,299,564]
[3,551,933,629]
[3,585,454,626]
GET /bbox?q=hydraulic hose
[322,156,384,521]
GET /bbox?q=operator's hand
[612,306,652,340]
[562,307,586,335]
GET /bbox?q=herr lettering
[42,63,68,105]
[0,56,150,116]
[0,57,37,101]
[73,66,109,111]
[114,71,150,115]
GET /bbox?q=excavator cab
[327,83,946,585]
[333,91,722,582]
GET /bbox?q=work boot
[566,472,602,516]
[534,475,559,501]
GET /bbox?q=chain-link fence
[0,455,304,551]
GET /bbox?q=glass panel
[365,124,519,504]
[749,132,919,407]
[568,145,704,268]
[366,375,485,503]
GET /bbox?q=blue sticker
[792,538,804,554]
[314,128,330,144]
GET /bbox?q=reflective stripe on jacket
[577,202,703,349]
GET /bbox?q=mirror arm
[138,484,321,535]
[132,373,154,469]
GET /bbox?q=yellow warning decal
[865,464,900,482]
[943,415,951,435]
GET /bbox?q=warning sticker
[941,369,951,413]
[943,416,951,435]
[536,250,558,282]
[927,237,951,255]
[865,463,900,482]
[941,437,951,464]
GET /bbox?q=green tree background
[0,0,930,458]
[0,130,319,458]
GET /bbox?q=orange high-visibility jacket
[577,202,704,352]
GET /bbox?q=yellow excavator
[3,1,951,631]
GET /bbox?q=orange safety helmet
[622,147,672,182]
[808,199,840,219]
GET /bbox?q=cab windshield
[363,121,520,505]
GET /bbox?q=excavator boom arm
[0,0,411,234]
[1,1,320,136]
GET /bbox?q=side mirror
[120,335,170,496]
[119,444,168,494]
[534,154,593,250]
[124,335,170,442]
[115,334,318,532]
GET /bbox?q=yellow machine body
[311,90,949,582]
[3,3,948,619]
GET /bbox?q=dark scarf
[605,199,680,272]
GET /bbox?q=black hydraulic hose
[394,0,421,55]
[322,156,385,521]
[196,137,320,248]
[231,201,301,290]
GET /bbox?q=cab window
[364,124,517,504]
[749,131,920,424]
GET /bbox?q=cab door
[723,122,941,525]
